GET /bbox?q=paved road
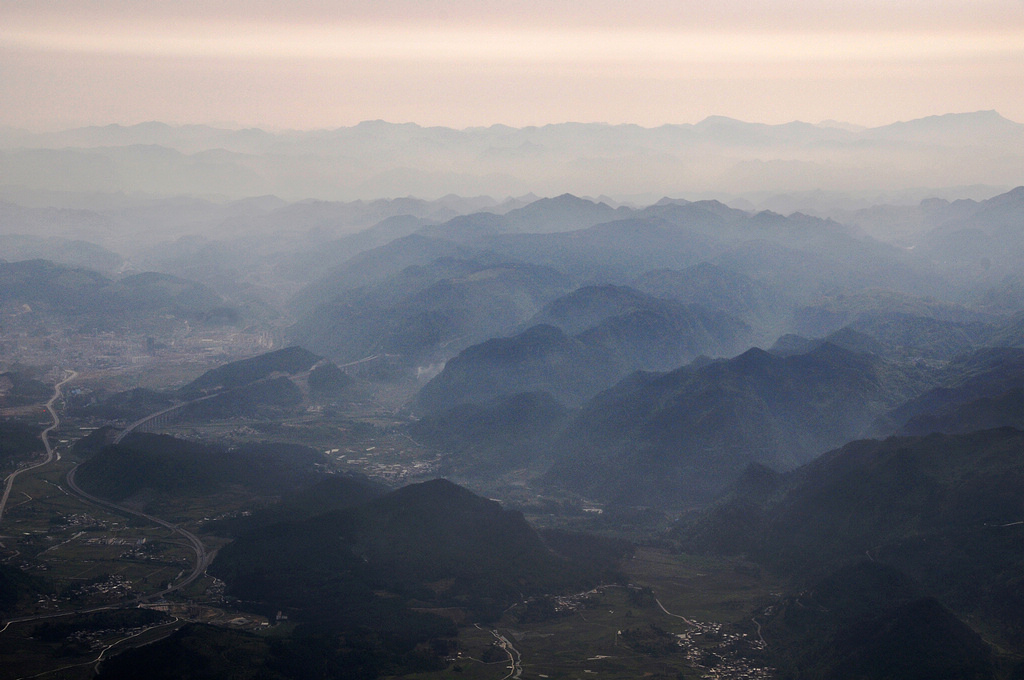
[0,370,76,523]
[0,465,213,634]
[8,617,183,680]
[475,624,523,680]
[64,463,211,593]
[0,369,211,675]
[112,390,221,444]
[655,597,697,627]
[112,367,312,445]
[751,616,766,646]
[497,631,523,680]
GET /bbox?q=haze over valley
[4,2,1024,677]
[3,120,1024,675]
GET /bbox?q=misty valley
[4,117,1024,679]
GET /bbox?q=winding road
[751,616,766,646]
[0,369,211,636]
[0,370,76,523]
[0,369,221,680]
[0,467,212,637]
[475,624,523,680]
[655,597,697,627]
[64,463,211,595]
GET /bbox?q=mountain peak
[376,477,485,510]
[733,346,774,365]
[696,115,750,127]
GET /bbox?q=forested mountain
[632,262,793,337]
[209,479,608,625]
[182,346,320,394]
[417,324,623,411]
[74,433,323,506]
[760,562,995,680]
[677,427,1024,648]
[880,347,1024,433]
[410,391,570,476]
[7,143,1024,679]
[96,478,627,680]
[545,343,926,507]
[526,284,753,369]
[0,259,235,325]
[290,259,571,366]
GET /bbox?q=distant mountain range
[11,183,1024,520]
[290,257,571,367]
[6,112,1024,680]
[1,112,1021,201]
[286,193,955,375]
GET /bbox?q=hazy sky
[3,0,1024,130]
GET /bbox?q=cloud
[3,0,1024,31]
[5,22,1021,67]
[1,0,1022,130]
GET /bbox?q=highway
[0,465,212,635]
[0,371,213,675]
[112,368,306,445]
[112,390,221,444]
[64,463,211,595]
[475,624,523,680]
[0,370,76,523]
[0,366,209,592]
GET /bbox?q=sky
[2,0,1024,131]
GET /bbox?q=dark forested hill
[182,346,320,394]
[0,421,44,472]
[881,347,1024,433]
[213,474,389,537]
[0,564,51,616]
[760,562,994,680]
[209,479,602,626]
[678,427,1024,648]
[74,433,322,505]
